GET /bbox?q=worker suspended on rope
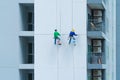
[68,28,77,45]
[54,29,61,45]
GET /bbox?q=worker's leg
[72,37,76,46]
[69,37,72,44]
[54,38,57,44]
[57,37,61,45]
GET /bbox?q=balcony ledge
[19,64,34,69]
[87,64,106,69]
[19,31,34,37]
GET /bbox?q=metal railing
[87,19,105,32]
[88,52,105,64]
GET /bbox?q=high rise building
[0,0,117,80]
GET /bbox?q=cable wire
[71,0,75,80]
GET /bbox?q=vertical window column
[91,39,104,64]
[20,70,34,80]
[20,4,34,31]
[20,37,34,64]
[27,42,34,63]
[27,12,34,31]
[88,39,105,64]
[88,69,105,80]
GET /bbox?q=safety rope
[56,0,75,80]
[56,0,57,29]
[71,0,75,80]
[72,0,73,29]
[57,45,59,80]
[59,0,61,33]
[72,47,75,80]
[56,0,59,80]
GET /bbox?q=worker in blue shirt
[68,28,77,44]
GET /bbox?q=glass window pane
[28,43,32,53]
[28,24,33,31]
[28,55,33,63]
[28,73,33,80]
[28,12,33,23]
[93,40,102,46]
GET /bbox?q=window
[91,69,104,80]
[27,73,33,80]
[92,39,103,53]
[27,43,34,63]
[28,43,32,53]
[88,69,105,80]
[90,39,104,64]
[27,12,34,31]
[20,70,34,80]
[20,4,34,31]
[93,10,103,23]
[90,10,104,31]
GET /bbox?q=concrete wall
[105,0,116,80]
[0,0,33,80]
[35,0,87,80]
[116,0,120,80]
[0,1,20,80]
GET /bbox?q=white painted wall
[105,0,116,80]
[35,0,87,80]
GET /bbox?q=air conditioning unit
[93,70,102,76]
[93,40,102,46]
[93,10,102,16]
[97,17,102,23]
[93,77,102,80]
[93,47,102,53]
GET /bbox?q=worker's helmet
[55,29,57,31]
[72,28,75,32]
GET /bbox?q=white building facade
[0,0,116,80]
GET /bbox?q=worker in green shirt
[54,29,61,45]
